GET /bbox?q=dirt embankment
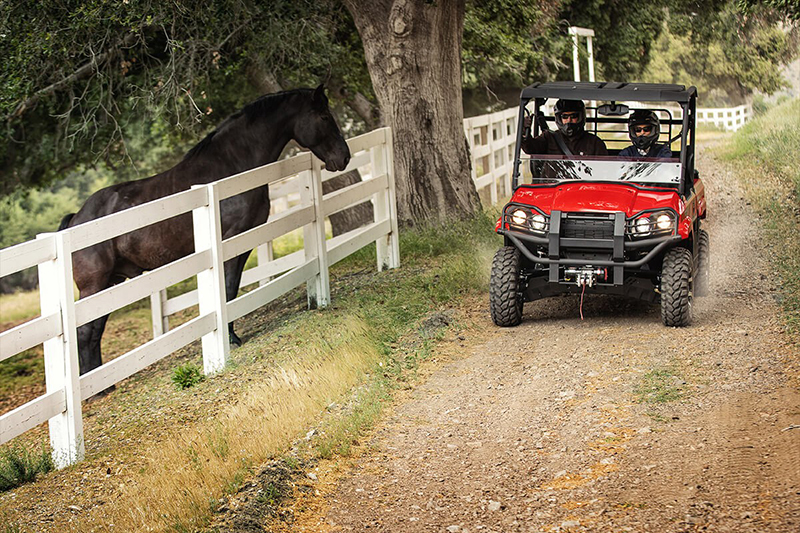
[252,140,800,532]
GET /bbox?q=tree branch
[9,33,139,120]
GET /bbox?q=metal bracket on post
[191,184,230,375]
[304,160,331,309]
[37,232,84,469]
[371,128,400,271]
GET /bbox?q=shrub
[0,444,53,492]
[171,363,205,390]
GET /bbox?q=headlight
[511,209,528,226]
[635,216,651,234]
[531,214,546,231]
[656,214,672,230]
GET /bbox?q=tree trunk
[342,0,481,227]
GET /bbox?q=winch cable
[580,283,586,320]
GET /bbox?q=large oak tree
[342,0,481,226]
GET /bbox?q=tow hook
[565,267,607,287]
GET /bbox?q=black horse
[59,85,350,376]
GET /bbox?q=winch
[564,267,608,287]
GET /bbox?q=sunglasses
[634,125,655,134]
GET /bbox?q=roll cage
[511,82,698,196]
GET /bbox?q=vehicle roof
[521,81,697,103]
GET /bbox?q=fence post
[371,128,400,271]
[257,243,274,286]
[303,161,331,309]
[505,111,515,197]
[37,232,84,468]
[149,289,169,338]
[488,115,498,206]
[191,184,230,375]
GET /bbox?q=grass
[0,444,53,492]
[722,98,800,338]
[0,211,500,532]
[171,363,205,389]
[634,367,686,404]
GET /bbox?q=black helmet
[554,99,585,137]
[628,110,660,151]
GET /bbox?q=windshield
[522,155,681,187]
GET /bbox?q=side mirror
[597,103,630,116]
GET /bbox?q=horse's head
[293,85,351,172]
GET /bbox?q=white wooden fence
[696,104,751,132]
[0,128,399,467]
[463,107,518,206]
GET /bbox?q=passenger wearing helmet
[620,110,672,158]
[521,99,608,156]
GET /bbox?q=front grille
[562,215,614,240]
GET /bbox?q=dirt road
[265,141,800,532]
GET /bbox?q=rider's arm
[522,131,549,155]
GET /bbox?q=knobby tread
[489,246,523,327]
[661,247,693,327]
[695,229,710,297]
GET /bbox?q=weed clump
[0,444,53,492]
[172,363,205,389]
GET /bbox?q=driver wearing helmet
[521,99,608,156]
[620,110,672,158]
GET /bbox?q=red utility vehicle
[490,82,709,327]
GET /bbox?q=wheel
[490,246,524,327]
[660,247,693,327]
[695,229,710,297]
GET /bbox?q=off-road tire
[695,229,710,297]
[490,246,524,327]
[661,247,693,327]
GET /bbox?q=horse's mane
[183,88,313,161]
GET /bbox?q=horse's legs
[223,252,250,347]
[77,313,110,375]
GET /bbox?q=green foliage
[722,99,800,336]
[463,0,569,91]
[0,443,53,492]
[738,0,800,21]
[559,0,676,81]
[643,4,798,105]
[171,363,205,390]
[635,367,685,404]
[0,0,352,196]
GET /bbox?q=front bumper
[498,209,682,285]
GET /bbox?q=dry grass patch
[48,318,381,532]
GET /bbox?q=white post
[257,243,274,286]
[571,31,581,82]
[569,26,596,83]
[37,232,84,468]
[505,112,514,196]
[149,289,168,338]
[191,184,230,375]
[303,161,331,309]
[372,128,400,271]
[488,117,498,206]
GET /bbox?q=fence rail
[695,104,751,132]
[0,128,398,467]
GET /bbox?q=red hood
[509,182,681,217]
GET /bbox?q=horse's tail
[58,213,75,231]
